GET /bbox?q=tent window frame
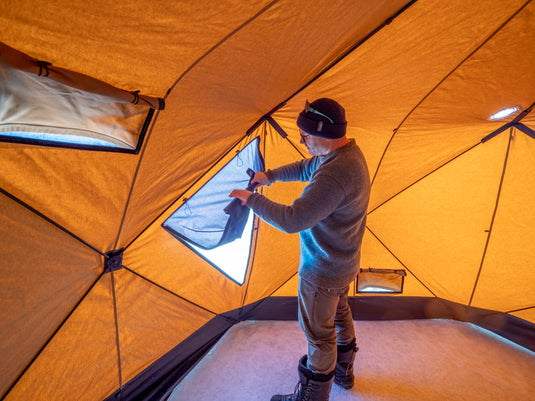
[356,268,406,294]
[162,136,264,285]
[0,108,155,154]
[0,41,163,153]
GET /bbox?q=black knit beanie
[297,98,347,139]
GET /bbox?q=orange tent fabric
[1,0,533,399]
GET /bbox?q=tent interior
[1,0,534,400]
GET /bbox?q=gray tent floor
[166,319,535,401]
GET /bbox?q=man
[230,98,370,401]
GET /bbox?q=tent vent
[104,249,124,273]
[357,268,406,293]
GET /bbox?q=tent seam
[165,0,281,97]
[277,0,419,112]
[368,142,480,214]
[245,0,419,143]
[0,187,105,256]
[241,123,268,307]
[240,215,260,307]
[368,101,533,215]
[371,0,533,187]
[0,270,106,400]
[121,265,218,317]
[506,305,535,314]
[365,226,437,297]
[112,108,162,251]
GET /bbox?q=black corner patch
[104,249,124,273]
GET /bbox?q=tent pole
[166,0,280,97]
[110,271,124,394]
[468,128,514,306]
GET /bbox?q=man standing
[230,98,370,401]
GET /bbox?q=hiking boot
[271,355,334,401]
[334,339,358,389]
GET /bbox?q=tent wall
[0,0,534,400]
[0,194,102,395]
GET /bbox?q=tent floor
[166,319,535,401]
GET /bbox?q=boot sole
[334,377,354,390]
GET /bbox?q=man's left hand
[229,189,253,206]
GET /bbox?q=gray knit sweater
[247,140,370,288]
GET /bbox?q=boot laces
[294,381,312,401]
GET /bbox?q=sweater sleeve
[267,157,320,183]
[247,171,345,234]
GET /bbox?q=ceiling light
[489,106,520,121]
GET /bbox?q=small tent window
[163,137,264,284]
[357,268,406,293]
[0,41,163,152]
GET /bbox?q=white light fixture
[489,106,520,121]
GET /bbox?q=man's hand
[251,171,270,188]
[229,171,269,205]
[229,189,253,206]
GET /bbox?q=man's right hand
[251,171,270,188]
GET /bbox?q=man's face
[299,129,330,156]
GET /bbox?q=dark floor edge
[246,296,534,352]
[104,315,233,401]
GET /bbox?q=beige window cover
[0,42,164,150]
[357,268,406,293]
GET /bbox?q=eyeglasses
[305,100,334,124]
[300,130,311,141]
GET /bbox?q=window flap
[163,137,264,250]
[0,41,163,151]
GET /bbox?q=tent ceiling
[0,0,282,95]
[1,0,533,400]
